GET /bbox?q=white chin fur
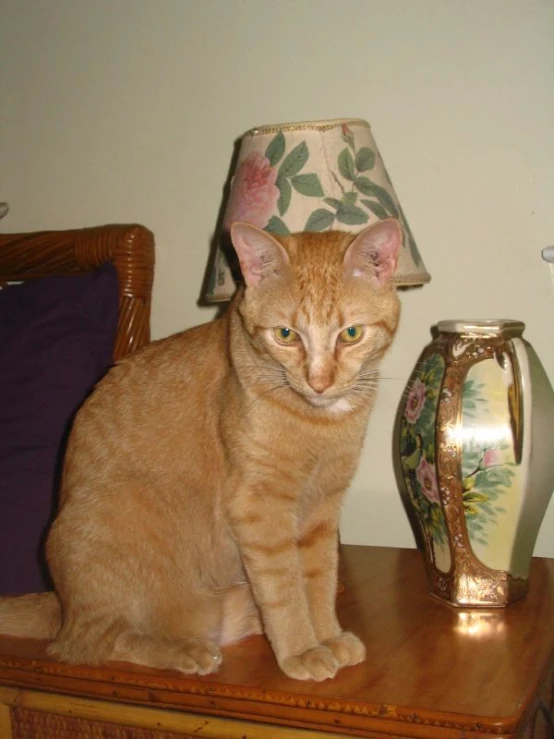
[307,395,353,413]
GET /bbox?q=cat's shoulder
[119,316,225,366]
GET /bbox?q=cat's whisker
[245,378,290,411]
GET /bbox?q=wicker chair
[0,223,155,359]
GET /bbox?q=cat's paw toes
[177,639,222,675]
[323,631,366,667]
[280,645,340,682]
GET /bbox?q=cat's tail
[0,592,61,640]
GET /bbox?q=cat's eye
[339,325,364,344]
[273,327,299,344]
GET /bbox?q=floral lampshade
[204,118,430,301]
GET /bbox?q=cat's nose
[307,374,334,394]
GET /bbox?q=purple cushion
[0,264,118,594]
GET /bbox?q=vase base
[427,563,529,608]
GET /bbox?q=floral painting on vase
[400,349,522,578]
[399,352,451,572]
[460,358,520,573]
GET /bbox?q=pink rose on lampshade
[224,151,279,229]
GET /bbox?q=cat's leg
[47,497,224,675]
[49,601,223,675]
[219,583,263,646]
[298,494,366,669]
[50,621,222,674]
[230,492,341,681]
[110,631,222,674]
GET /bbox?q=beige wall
[2,0,553,556]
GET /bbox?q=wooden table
[0,545,553,738]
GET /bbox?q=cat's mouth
[286,379,355,413]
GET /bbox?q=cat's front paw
[176,638,222,675]
[280,645,339,681]
[323,631,366,667]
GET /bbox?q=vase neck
[436,319,525,339]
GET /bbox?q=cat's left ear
[230,222,290,288]
[343,218,402,285]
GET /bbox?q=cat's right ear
[230,222,290,288]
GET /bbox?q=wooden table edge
[0,650,523,738]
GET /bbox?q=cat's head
[230,219,402,412]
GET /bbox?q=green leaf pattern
[338,148,356,181]
[276,175,291,217]
[304,209,335,232]
[261,135,324,236]
[265,131,286,167]
[265,215,290,236]
[259,124,420,263]
[290,173,324,197]
[355,147,376,172]
[278,141,309,178]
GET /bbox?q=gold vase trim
[429,332,527,606]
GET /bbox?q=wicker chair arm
[0,224,155,360]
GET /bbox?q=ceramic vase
[398,319,554,607]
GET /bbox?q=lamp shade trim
[247,118,371,136]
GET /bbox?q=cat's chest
[304,445,359,493]
[237,410,363,490]
[269,399,368,454]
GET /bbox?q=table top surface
[1,545,553,737]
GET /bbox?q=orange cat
[0,218,401,681]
